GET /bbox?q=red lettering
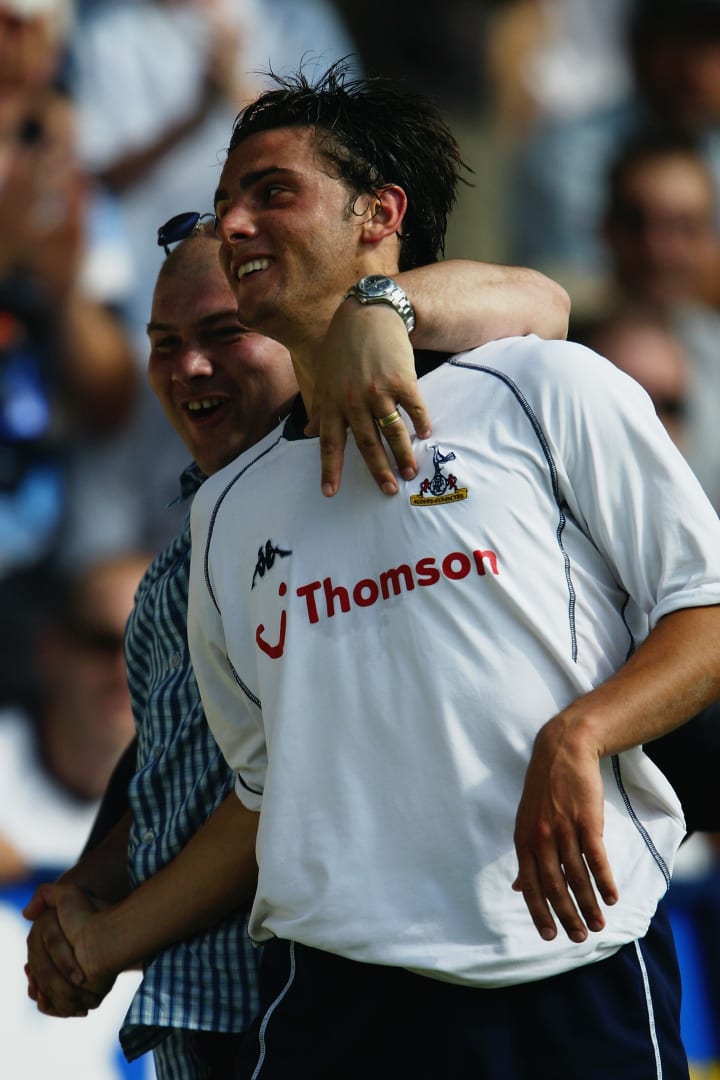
[442,551,471,580]
[296,581,322,624]
[353,578,379,607]
[256,610,287,658]
[379,565,414,598]
[324,577,350,618]
[415,556,440,586]
[473,549,499,575]
[297,546,499,627]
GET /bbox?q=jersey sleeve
[527,338,720,626]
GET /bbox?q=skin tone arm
[513,604,720,943]
[24,792,259,1009]
[306,260,571,497]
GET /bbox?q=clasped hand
[24,882,115,1018]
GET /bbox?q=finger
[28,910,86,988]
[581,831,618,909]
[514,840,590,943]
[48,929,86,987]
[29,955,100,1015]
[555,840,605,936]
[512,854,559,942]
[316,412,349,498]
[395,386,432,442]
[36,990,56,1015]
[25,964,39,1001]
[37,990,89,1019]
[353,417,400,496]
[22,882,56,920]
[532,840,598,943]
[376,412,417,482]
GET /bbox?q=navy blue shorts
[235,903,688,1079]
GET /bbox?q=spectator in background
[0,551,149,883]
[486,0,633,139]
[571,308,690,453]
[602,134,720,313]
[0,0,139,706]
[601,131,720,508]
[0,0,137,443]
[503,0,720,308]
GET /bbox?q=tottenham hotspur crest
[410,444,468,506]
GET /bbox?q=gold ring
[376,409,402,429]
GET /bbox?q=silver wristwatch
[343,275,416,335]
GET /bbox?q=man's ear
[358,185,407,246]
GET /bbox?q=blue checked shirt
[119,464,260,1068]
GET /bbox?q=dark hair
[227,61,470,270]
[606,128,713,213]
[631,0,720,48]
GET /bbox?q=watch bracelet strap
[343,279,416,335]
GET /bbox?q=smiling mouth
[236,257,271,280]
[185,398,223,418]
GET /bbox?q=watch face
[361,275,394,298]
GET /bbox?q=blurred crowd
[2,0,720,1076]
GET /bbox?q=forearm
[59,811,133,903]
[82,738,136,856]
[397,260,570,350]
[540,604,720,762]
[76,792,258,981]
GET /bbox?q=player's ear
[358,185,407,246]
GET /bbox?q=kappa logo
[410,444,468,506]
[251,538,292,588]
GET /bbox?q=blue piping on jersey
[204,436,285,615]
[229,654,261,710]
[236,772,264,797]
[612,754,671,890]
[449,357,578,661]
[620,591,637,664]
[203,440,280,715]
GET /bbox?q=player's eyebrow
[146,311,242,335]
[213,166,297,211]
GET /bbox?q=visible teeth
[237,257,270,279]
[187,398,221,412]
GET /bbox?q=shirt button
[143,829,154,843]
[171,653,182,668]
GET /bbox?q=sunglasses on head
[157,211,218,255]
